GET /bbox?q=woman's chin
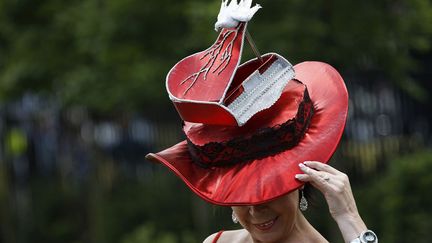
[251,216,286,241]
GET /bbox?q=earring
[299,189,308,211]
[232,211,239,224]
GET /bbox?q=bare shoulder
[203,231,222,243]
[203,229,249,243]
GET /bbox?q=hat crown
[148,1,349,206]
[166,1,296,126]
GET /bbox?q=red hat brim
[146,61,348,206]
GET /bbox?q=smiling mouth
[253,216,279,231]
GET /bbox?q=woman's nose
[249,205,267,215]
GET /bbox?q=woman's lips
[253,216,278,231]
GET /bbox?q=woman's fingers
[297,163,332,189]
[295,162,367,243]
[295,161,360,219]
[303,161,340,175]
[294,173,310,181]
[296,162,348,195]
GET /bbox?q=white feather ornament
[215,0,262,31]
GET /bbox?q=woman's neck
[283,213,328,243]
[247,213,328,243]
[223,213,328,243]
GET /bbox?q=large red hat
[146,0,348,206]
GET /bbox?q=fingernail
[299,163,307,172]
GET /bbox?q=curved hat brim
[146,61,348,206]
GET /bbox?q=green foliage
[29,177,87,243]
[356,150,432,243]
[0,0,190,111]
[20,164,203,243]
[1,0,431,111]
[121,223,175,243]
[255,0,432,101]
[120,223,197,243]
[4,127,28,156]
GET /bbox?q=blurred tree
[0,0,191,112]
[356,150,432,243]
[120,224,176,243]
[0,0,431,113]
[0,1,431,242]
[5,128,27,157]
[253,0,432,101]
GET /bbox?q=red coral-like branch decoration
[181,25,241,96]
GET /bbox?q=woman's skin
[204,161,367,243]
[230,190,328,243]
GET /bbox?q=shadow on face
[232,190,301,242]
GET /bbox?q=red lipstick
[253,216,278,231]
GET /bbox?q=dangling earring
[232,211,239,224]
[299,189,308,211]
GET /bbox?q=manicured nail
[299,163,307,170]
[299,163,309,172]
[295,174,303,179]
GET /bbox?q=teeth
[254,217,278,230]
[258,220,273,227]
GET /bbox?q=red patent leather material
[183,81,314,167]
[147,61,348,206]
[169,53,280,126]
[172,102,237,126]
[167,23,246,125]
[167,24,286,126]
[185,81,308,145]
[167,24,245,101]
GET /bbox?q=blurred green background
[0,0,431,242]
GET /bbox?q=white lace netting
[227,57,295,126]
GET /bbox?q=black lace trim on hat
[186,85,315,168]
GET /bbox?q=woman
[146,1,377,242]
[204,161,369,243]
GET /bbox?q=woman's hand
[295,161,367,243]
[295,161,357,218]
